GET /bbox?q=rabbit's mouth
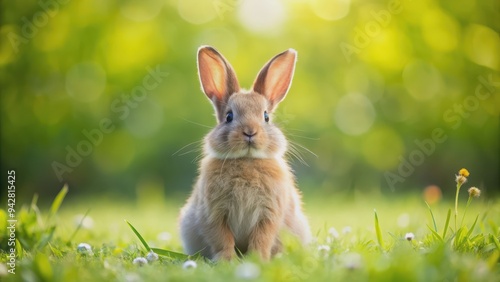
[244,138,257,147]
[205,138,270,158]
[209,145,270,159]
[232,141,268,158]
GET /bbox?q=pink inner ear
[266,63,294,102]
[252,49,297,110]
[198,49,228,101]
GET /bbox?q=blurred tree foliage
[1,0,498,201]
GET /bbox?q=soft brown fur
[179,46,311,261]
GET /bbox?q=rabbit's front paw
[213,248,235,261]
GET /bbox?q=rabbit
[179,46,311,261]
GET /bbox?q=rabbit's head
[197,46,297,159]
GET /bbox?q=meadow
[1,171,499,282]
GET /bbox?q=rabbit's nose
[243,131,257,138]
[243,127,257,141]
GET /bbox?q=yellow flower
[468,187,481,198]
[458,168,470,177]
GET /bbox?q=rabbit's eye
[264,111,269,122]
[226,111,233,123]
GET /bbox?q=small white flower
[103,260,112,270]
[342,252,362,269]
[0,263,8,277]
[183,260,197,269]
[157,232,172,242]
[146,251,159,262]
[133,257,148,266]
[405,232,415,241]
[77,243,93,255]
[235,262,261,279]
[468,187,481,198]
[124,273,142,282]
[317,245,331,252]
[328,227,339,239]
[73,214,94,229]
[342,226,352,234]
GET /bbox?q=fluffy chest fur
[199,157,292,247]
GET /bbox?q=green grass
[1,187,499,282]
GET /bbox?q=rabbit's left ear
[252,49,297,111]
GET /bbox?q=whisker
[287,144,309,166]
[173,140,203,156]
[178,147,202,157]
[285,127,311,133]
[289,140,318,158]
[287,133,320,141]
[192,153,204,164]
[179,117,213,129]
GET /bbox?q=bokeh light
[237,0,286,34]
[402,60,442,101]
[120,0,164,22]
[463,24,500,70]
[334,93,376,136]
[423,185,442,204]
[104,19,166,74]
[65,62,107,103]
[1,0,498,198]
[177,0,217,25]
[124,99,164,138]
[362,126,404,170]
[310,0,350,21]
[421,8,460,52]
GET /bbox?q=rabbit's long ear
[252,49,297,111]
[198,46,240,123]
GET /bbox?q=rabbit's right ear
[198,46,240,123]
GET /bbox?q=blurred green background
[1,0,498,203]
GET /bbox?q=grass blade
[453,227,466,249]
[31,194,44,226]
[488,220,499,236]
[466,214,479,238]
[67,209,91,244]
[427,225,444,243]
[442,208,451,238]
[125,220,150,251]
[374,209,384,250]
[49,185,68,221]
[425,201,437,232]
[35,226,56,250]
[150,248,189,260]
[16,239,23,258]
[31,193,39,211]
[490,234,500,251]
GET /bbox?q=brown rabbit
[179,46,311,261]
